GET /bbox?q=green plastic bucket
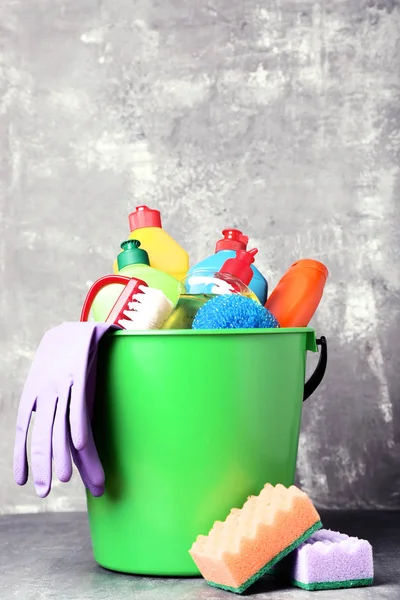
[86,328,327,576]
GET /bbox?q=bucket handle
[303,336,327,401]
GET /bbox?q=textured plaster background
[0,0,399,513]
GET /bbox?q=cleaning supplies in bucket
[91,240,181,322]
[113,205,189,281]
[186,229,268,303]
[13,207,332,586]
[102,207,329,332]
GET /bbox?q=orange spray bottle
[265,259,328,327]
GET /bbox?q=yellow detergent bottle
[92,240,181,322]
[113,205,189,280]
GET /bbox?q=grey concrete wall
[1,0,399,513]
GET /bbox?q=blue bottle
[186,229,268,304]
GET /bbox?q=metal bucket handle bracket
[303,336,327,401]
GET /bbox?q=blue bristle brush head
[192,294,280,330]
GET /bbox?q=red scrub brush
[80,275,147,325]
[80,275,174,330]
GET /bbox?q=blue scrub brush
[192,294,280,330]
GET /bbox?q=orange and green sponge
[189,483,322,594]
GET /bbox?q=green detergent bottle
[91,240,181,322]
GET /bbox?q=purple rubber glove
[14,322,119,498]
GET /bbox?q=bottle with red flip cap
[113,205,189,282]
[219,248,258,286]
[210,248,259,301]
[185,229,268,303]
[183,247,260,303]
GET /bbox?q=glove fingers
[71,449,105,497]
[69,379,88,452]
[14,328,63,487]
[14,387,37,486]
[31,397,57,498]
[70,420,105,497]
[52,388,73,483]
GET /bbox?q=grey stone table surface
[0,511,398,600]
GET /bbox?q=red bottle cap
[219,248,258,286]
[215,229,249,253]
[128,205,162,231]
